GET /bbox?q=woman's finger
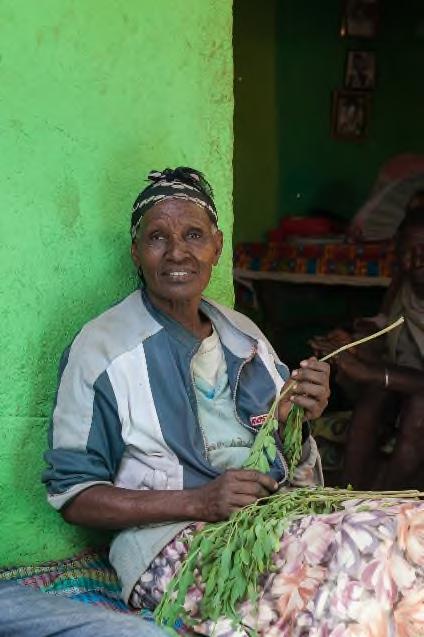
[292,368,329,389]
[300,358,330,373]
[292,359,330,381]
[229,497,258,514]
[291,393,328,417]
[291,380,328,399]
[230,494,261,509]
[231,470,278,493]
[230,480,271,499]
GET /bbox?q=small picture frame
[341,0,379,39]
[332,90,371,140]
[345,50,376,89]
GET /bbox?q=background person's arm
[336,351,424,395]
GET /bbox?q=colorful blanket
[0,549,154,623]
[234,240,396,277]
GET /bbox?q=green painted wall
[0,0,233,567]
[234,0,424,242]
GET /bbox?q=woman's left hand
[278,357,330,422]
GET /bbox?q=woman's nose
[166,236,187,260]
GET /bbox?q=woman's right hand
[196,469,278,522]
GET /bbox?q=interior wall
[233,0,279,244]
[0,0,233,566]
[234,0,424,243]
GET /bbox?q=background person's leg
[342,388,398,489]
[0,581,166,637]
[381,392,424,490]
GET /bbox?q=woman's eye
[150,233,166,241]
[187,230,202,239]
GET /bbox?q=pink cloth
[131,499,424,636]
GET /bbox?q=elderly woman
[43,169,424,636]
[43,167,328,603]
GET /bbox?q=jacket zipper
[276,449,289,486]
[232,346,257,429]
[189,347,210,460]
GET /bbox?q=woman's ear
[131,241,145,284]
[213,229,224,265]
[131,240,141,268]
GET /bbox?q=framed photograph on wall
[332,90,371,140]
[341,0,379,39]
[345,50,376,89]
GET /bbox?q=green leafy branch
[154,316,406,629]
[155,487,423,628]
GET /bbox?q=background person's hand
[334,351,374,383]
[278,357,331,422]
[196,469,278,522]
[353,314,387,334]
[308,329,352,357]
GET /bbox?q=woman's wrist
[181,487,206,520]
[62,485,206,528]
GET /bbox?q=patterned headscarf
[130,167,218,240]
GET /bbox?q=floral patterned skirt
[130,500,424,636]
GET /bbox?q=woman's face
[131,198,223,307]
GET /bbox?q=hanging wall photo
[345,50,376,89]
[332,90,371,140]
[341,0,379,39]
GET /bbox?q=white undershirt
[191,327,254,471]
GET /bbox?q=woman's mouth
[163,270,194,281]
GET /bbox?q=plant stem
[320,316,404,362]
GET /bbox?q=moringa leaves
[282,405,303,479]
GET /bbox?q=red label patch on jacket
[250,414,267,427]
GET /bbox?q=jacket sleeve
[42,346,125,510]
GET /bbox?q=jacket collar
[141,288,200,350]
[140,288,256,359]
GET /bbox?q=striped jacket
[43,288,319,601]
